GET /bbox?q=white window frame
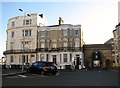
[63,29,68,36]
[63,54,67,62]
[74,29,80,36]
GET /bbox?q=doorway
[52,55,57,64]
[105,59,110,69]
[76,55,81,69]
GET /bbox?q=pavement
[2,68,27,77]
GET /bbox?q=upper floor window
[53,42,57,48]
[74,29,80,36]
[69,29,72,35]
[40,31,45,37]
[23,19,32,25]
[46,42,49,48]
[12,21,15,27]
[46,31,49,37]
[63,29,68,36]
[22,30,32,36]
[63,42,68,47]
[10,42,14,50]
[75,41,80,47]
[11,31,14,38]
[69,38,73,47]
[41,42,45,48]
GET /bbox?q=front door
[76,56,80,69]
[52,55,57,64]
[105,59,110,69]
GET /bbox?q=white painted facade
[37,52,84,69]
[4,14,84,69]
[4,13,47,68]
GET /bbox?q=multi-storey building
[36,24,84,69]
[3,13,47,68]
[3,15,85,69]
[113,23,120,67]
[104,38,116,68]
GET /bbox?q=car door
[31,62,38,73]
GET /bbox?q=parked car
[26,61,58,75]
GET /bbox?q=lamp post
[19,9,30,72]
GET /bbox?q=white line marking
[18,75,27,78]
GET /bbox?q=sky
[0,0,119,59]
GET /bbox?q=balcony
[3,47,82,55]
[36,47,82,52]
[3,49,36,55]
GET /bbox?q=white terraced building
[3,14,85,69]
[3,13,47,68]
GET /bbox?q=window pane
[75,42,80,47]
[30,19,32,24]
[69,30,72,35]
[25,30,28,36]
[12,22,15,27]
[40,31,45,37]
[26,20,29,25]
[63,42,67,47]
[29,30,31,36]
[11,32,14,38]
[75,29,79,36]
[22,30,24,36]
[53,42,57,48]
[63,29,68,36]
[41,42,45,48]
[46,31,49,36]
[63,54,67,62]
[46,42,49,48]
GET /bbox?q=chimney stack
[59,17,64,25]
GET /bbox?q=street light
[19,9,30,72]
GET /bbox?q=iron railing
[3,47,82,55]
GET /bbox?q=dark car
[26,61,58,75]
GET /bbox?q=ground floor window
[40,54,44,61]
[63,54,67,62]
[52,55,57,64]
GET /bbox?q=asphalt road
[2,69,119,87]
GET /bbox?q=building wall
[4,14,47,68]
[83,44,113,69]
[36,24,84,69]
[113,24,120,67]
[37,52,84,69]
[4,19,85,69]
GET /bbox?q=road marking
[18,75,27,78]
